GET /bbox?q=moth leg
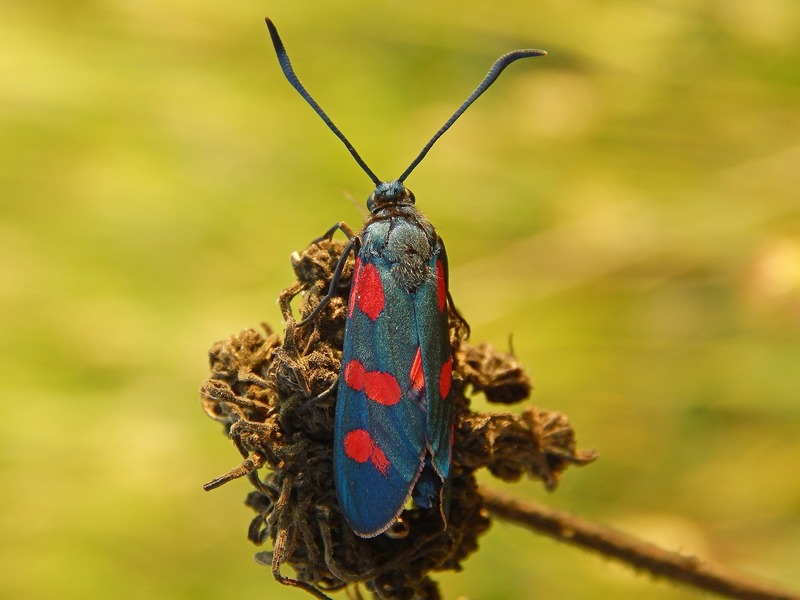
[447,290,471,338]
[298,235,360,327]
[310,221,357,245]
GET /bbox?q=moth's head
[367,180,415,213]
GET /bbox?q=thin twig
[481,486,799,600]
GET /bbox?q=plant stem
[481,486,798,600]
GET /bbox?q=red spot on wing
[344,360,401,406]
[343,429,391,476]
[439,357,452,400]
[364,371,401,406]
[347,257,363,318]
[343,429,373,463]
[356,263,384,320]
[436,259,446,313]
[370,445,390,475]
[344,359,366,390]
[409,347,425,391]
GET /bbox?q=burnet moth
[266,19,546,538]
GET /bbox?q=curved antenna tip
[264,18,381,185]
[396,46,548,183]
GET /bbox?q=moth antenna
[396,48,547,184]
[265,18,381,186]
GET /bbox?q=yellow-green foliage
[1,1,798,599]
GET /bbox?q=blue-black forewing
[334,253,426,537]
[334,232,452,537]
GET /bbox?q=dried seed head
[201,238,595,599]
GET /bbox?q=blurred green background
[2,1,799,598]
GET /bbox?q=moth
[266,18,546,537]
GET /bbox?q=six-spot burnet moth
[265,18,546,538]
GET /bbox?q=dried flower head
[200,237,595,599]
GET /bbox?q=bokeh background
[2,1,799,598]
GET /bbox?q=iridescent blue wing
[333,231,452,537]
